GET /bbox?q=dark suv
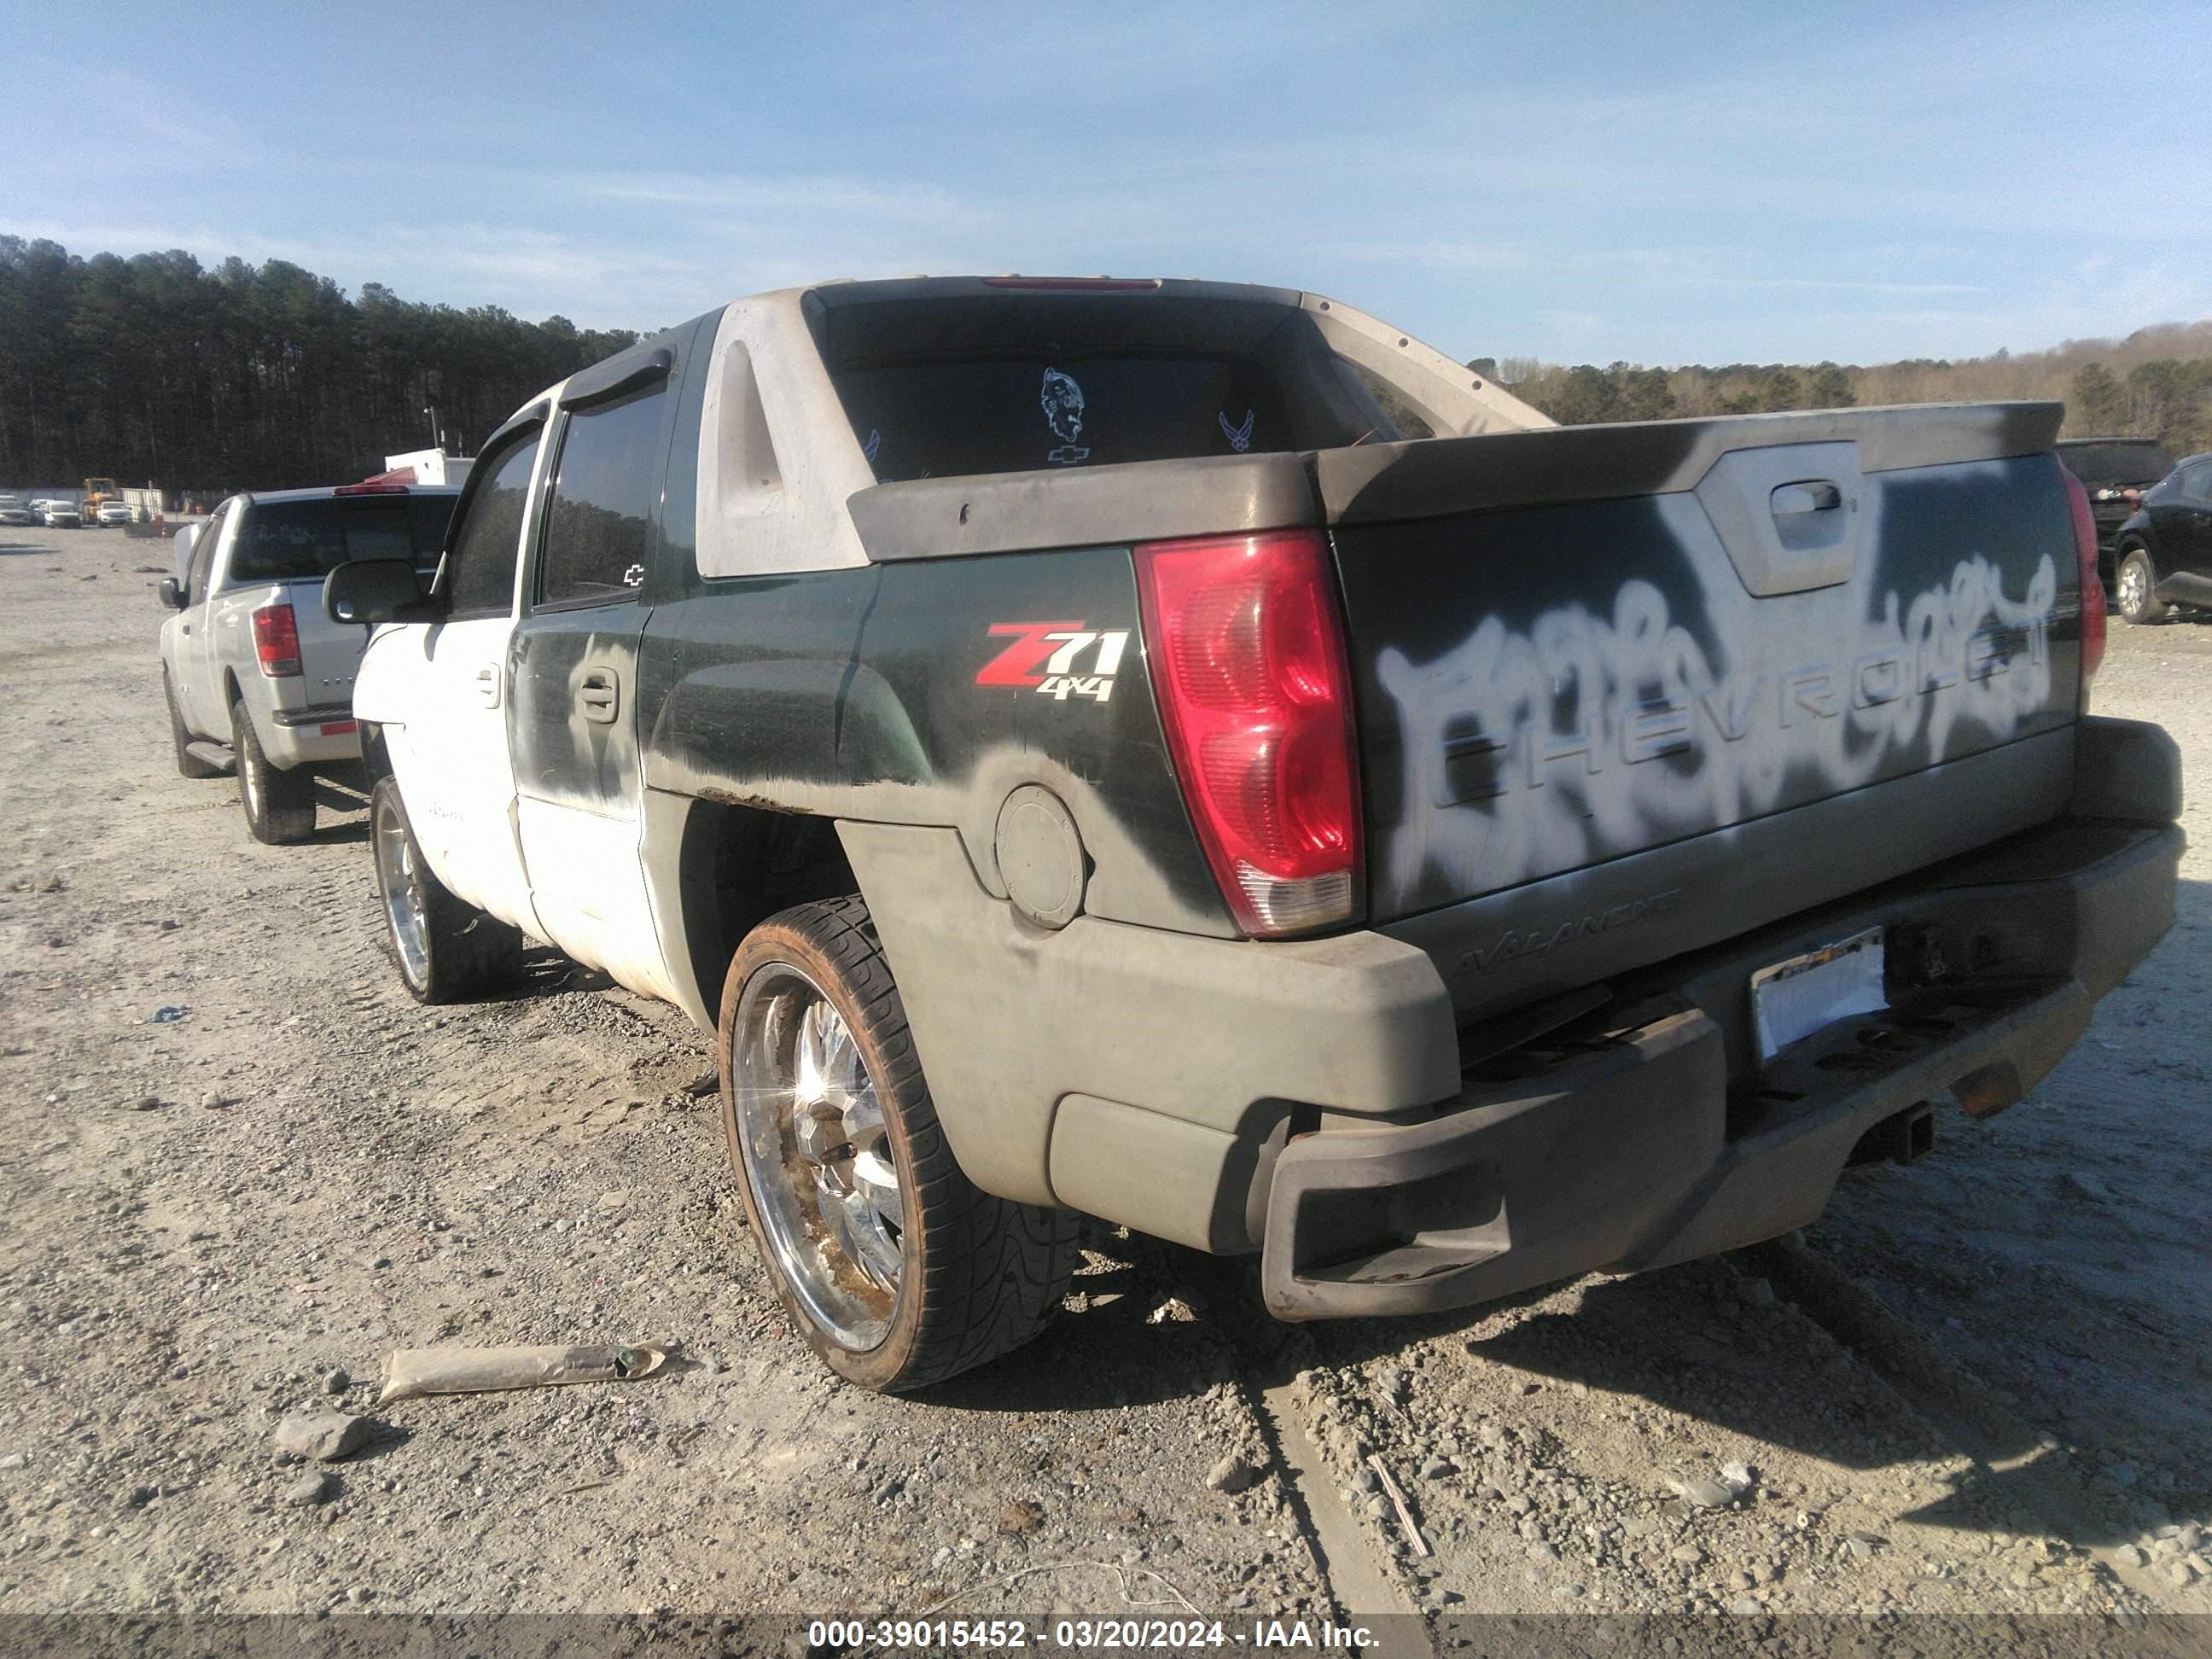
[2110,453,2212,625]
[2057,439,2177,577]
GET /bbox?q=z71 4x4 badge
[976,620,1132,703]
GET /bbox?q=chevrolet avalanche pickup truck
[325,276,2182,1392]
[159,482,459,842]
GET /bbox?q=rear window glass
[836,357,1295,482]
[226,496,458,585]
[2058,442,2175,486]
[409,496,460,560]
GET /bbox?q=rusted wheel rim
[731,962,904,1349]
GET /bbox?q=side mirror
[325,558,438,626]
[157,576,186,610]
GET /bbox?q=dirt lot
[0,527,2207,1635]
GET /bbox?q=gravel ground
[0,527,2205,1634]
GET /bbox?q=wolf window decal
[1041,368,1090,466]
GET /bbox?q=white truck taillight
[252,602,302,678]
[1134,528,1363,937]
[2058,466,2105,686]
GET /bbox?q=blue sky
[4,0,2207,367]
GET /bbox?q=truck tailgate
[200,577,370,715]
[1318,403,2090,1021]
[283,577,370,709]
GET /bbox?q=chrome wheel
[239,729,263,819]
[2117,555,2150,620]
[731,963,905,1349]
[374,799,431,990]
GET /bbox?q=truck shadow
[310,774,372,844]
[934,1230,2163,1555]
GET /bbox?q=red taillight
[2059,466,2105,686]
[318,720,357,736]
[1134,528,1362,936]
[252,603,302,678]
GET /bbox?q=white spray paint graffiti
[1374,483,2063,911]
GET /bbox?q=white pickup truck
[158,482,459,842]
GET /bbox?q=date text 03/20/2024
[805,1618,1381,1650]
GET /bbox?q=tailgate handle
[579,668,620,724]
[1772,480,1842,516]
[1770,479,1850,557]
[1695,442,1863,597]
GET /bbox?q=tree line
[1489,318,2212,460]
[7,235,2209,493]
[0,238,640,495]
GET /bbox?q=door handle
[579,667,620,724]
[474,664,501,709]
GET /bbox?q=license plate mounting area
[1750,926,1887,1062]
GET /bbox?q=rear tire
[718,895,1077,1392]
[369,777,526,1004]
[165,672,223,778]
[233,699,316,843]
[2115,548,2163,626]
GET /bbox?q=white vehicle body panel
[173,504,239,734]
[369,618,542,934]
[514,795,672,1001]
[358,416,554,940]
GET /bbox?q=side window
[1345,361,1436,441]
[407,495,460,575]
[536,381,668,607]
[443,429,543,617]
[186,506,227,603]
[2185,463,2212,500]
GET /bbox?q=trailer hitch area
[1848,1100,1936,1167]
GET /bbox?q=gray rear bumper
[269,701,357,729]
[262,701,361,769]
[1261,807,2182,1320]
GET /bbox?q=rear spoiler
[1321,402,2064,526]
[844,402,2064,563]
